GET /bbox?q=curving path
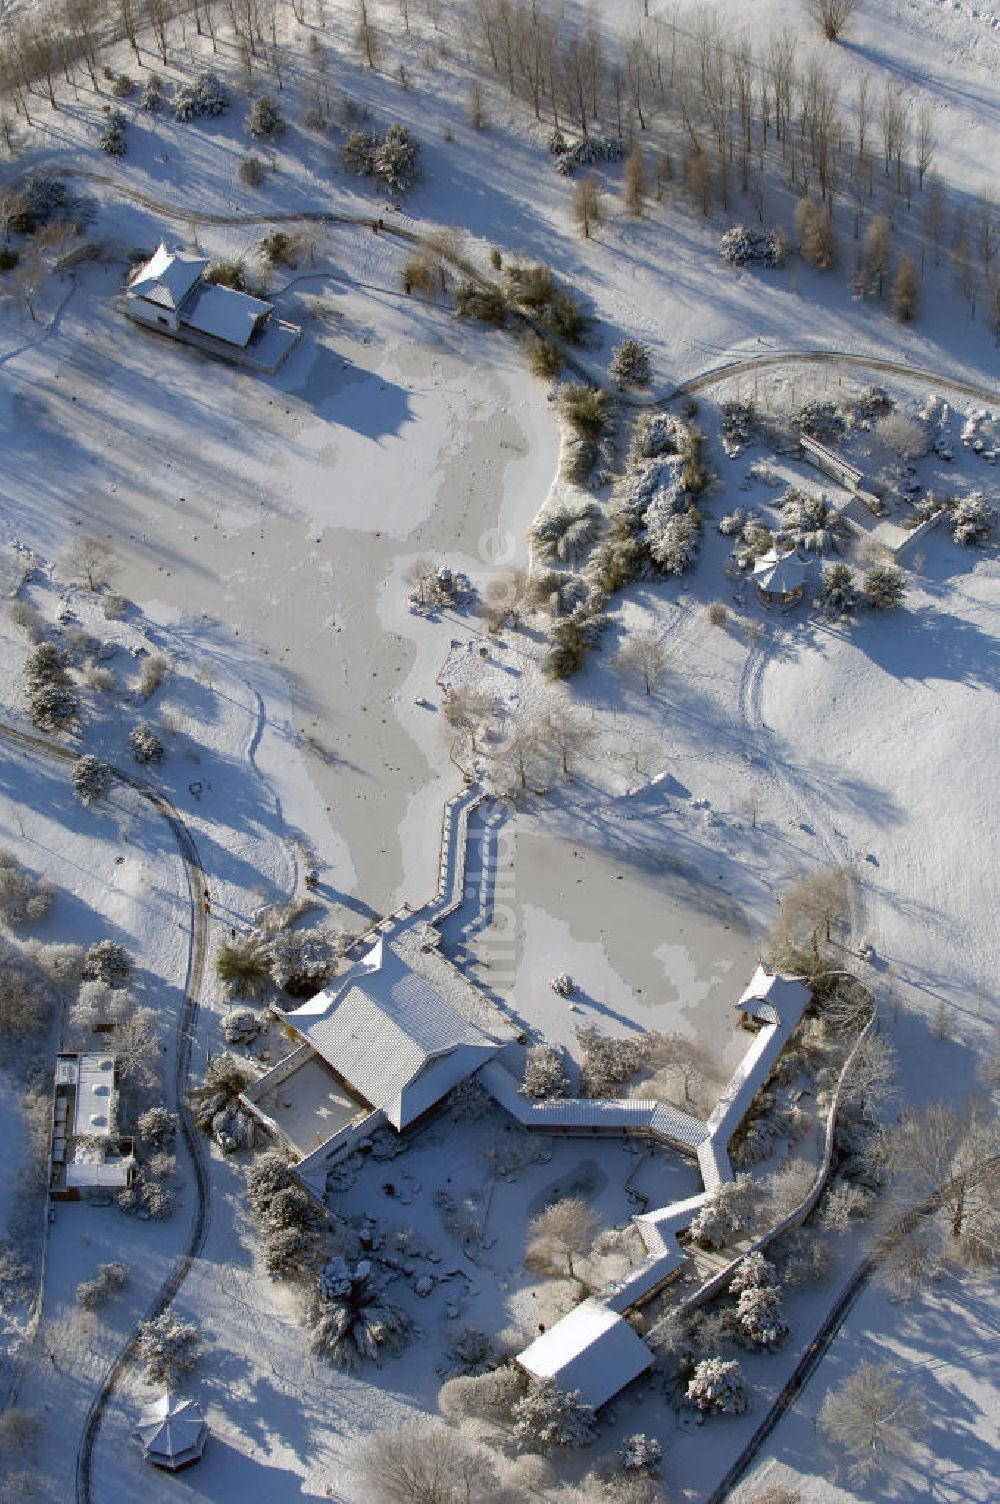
[706,1151,1000,1503]
[0,719,211,1504]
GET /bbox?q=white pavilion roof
[753,548,808,593]
[517,1298,653,1410]
[133,1392,207,1469]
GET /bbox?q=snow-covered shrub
[550,973,574,997]
[862,563,906,610]
[239,154,267,187]
[222,1006,262,1045]
[686,1356,749,1415]
[454,279,508,326]
[140,74,162,111]
[729,1251,777,1295]
[687,1175,757,1249]
[774,1227,833,1286]
[439,1363,527,1424]
[247,1149,296,1218]
[216,935,272,999]
[521,1043,571,1099]
[796,401,845,440]
[0,852,55,928]
[610,339,652,388]
[721,400,757,456]
[27,680,78,730]
[530,500,602,565]
[719,226,785,267]
[310,1257,409,1369]
[263,1224,319,1278]
[577,1025,647,1097]
[630,412,684,462]
[375,123,420,193]
[553,135,625,175]
[247,94,284,138]
[189,1054,256,1150]
[137,1106,177,1149]
[6,175,68,234]
[136,1313,202,1384]
[265,929,334,995]
[342,124,420,193]
[819,1179,875,1231]
[23,642,77,731]
[719,508,749,536]
[951,489,992,546]
[442,1326,499,1380]
[72,755,110,806]
[549,127,567,154]
[84,940,131,986]
[99,110,128,156]
[853,385,895,423]
[75,1260,129,1310]
[814,562,858,618]
[174,70,228,121]
[875,412,927,459]
[619,1433,663,1474]
[734,1283,788,1349]
[646,508,701,574]
[779,489,845,554]
[129,721,163,764]
[511,1378,595,1451]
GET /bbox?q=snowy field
[0,0,997,1499]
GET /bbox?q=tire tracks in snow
[735,624,863,932]
[0,718,210,1504]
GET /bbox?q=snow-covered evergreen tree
[951,490,992,546]
[521,1043,571,1099]
[688,1175,757,1249]
[83,939,131,986]
[511,1378,595,1452]
[72,755,110,805]
[686,1357,749,1415]
[309,1258,410,1368]
[136,1313,201,1384]
[619,1433,663,1474]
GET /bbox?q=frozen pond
[450,813,760,1075]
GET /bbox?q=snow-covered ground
[0,0,997,1498]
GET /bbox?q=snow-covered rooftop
[753,548,809,594]
[56,1052,116,1138]
[182,281,273,348]
[133,1392,207,1470]
[517,1298,653,1410]
[283,930,502,1128]
[127,243,207,311]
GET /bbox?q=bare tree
[891,254,919,322]
[875,1098,1000,1257]
[357,1421,502,1503]
[768,865,854,971]
[879,81,909,187]
[623,140,647,216]
[687,149,712,216]
[921,174,946,269]
[865,212,892,297]
[572,174,603,239]
[617,629,669,695]
[819,1362,924,1481]
[915,101,935,189]
[63,536,121,593]
[481,566,530,632]
[442,686,495,755]
[355,0,378,69]
[544,698,593,776]
[807,0,858,42]
[527,1196,598,1279]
